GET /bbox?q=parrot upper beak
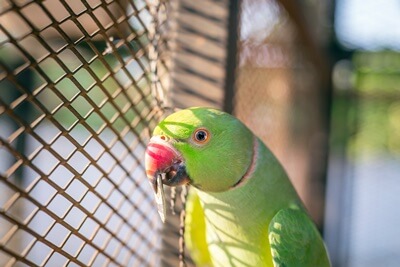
[145,136,190,191]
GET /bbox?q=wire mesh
[0,0,336,266]
[159,1,235,266]
[170,0,229,109]
[0,0,173,266]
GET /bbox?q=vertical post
[223,0,241,114]
[324,1,355,265]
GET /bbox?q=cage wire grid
[0,0,333,266]
[0,0,174,266]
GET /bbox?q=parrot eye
[193,128,210,144]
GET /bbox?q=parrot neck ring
[230,135,259,190]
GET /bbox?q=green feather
[153,107,331,267]
[268,207,331,267]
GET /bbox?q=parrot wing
[268,206,331,267]
[184,188,213,267]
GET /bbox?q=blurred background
[0,0,399,267]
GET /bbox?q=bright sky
[335,0,400,50]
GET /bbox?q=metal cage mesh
[0,0,172,266]
[0,0,336,266]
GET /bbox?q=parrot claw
[153,173,167,223]
[151,164,189,223]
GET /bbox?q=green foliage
[348,99,400,157]
[331,50,400,158]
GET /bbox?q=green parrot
[145,107,331,267]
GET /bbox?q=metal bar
[223,0,241,114]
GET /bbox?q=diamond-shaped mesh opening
[1,0,172,266]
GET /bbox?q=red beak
[145,136,190,190]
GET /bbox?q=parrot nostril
[160,135,166,140]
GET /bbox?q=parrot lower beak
[145,136,190,191]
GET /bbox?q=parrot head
[145,107,254,193]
